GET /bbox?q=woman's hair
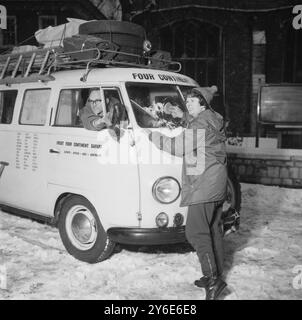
[186,89,209,109]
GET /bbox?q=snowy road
[0,183,302,300]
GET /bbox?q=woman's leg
[210,201,224,277]
[185,202,219,277]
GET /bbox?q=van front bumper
[107,226,186,245]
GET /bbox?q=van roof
[49,67,198,87]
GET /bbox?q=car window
[55,88,91,127]
[126,82,186,129]
[179,85,197,100]
[20,89,51,125]
[0,90,18,124]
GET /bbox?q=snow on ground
[0,183,302,300]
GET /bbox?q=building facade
[0,0,105,52]
[122,0,302,141]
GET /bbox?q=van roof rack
[0,46,182,85]
[0,47,57,85]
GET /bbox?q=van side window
[20,89,51,125]
[55,88,92,127]
[0,90,18,124]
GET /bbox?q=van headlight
[152,177,181,204]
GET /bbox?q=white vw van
[0,46,240,263]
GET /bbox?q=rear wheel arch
[54,193,102,226]
[53,193,73,226]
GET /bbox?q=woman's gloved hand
[170,105,184,118]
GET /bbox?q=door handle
[49,148,60,154]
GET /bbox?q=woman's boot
[205,277,227,300]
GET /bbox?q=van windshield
[125,82,188,129]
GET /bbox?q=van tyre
[58,195,115,263]
[224,166,241,213]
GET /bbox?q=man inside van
[80,89,112,131]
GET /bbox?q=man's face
[88,90,103,116]
[186,96,205,117]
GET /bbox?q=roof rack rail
[0,46,182,85]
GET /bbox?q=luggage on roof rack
[79,20,146,63]
[0,24,182,85]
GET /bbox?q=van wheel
[58,195,115,263]
[223,166,241,213]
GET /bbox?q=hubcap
[66,205,98,250]
[71,213,93,243]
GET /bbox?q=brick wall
[228,148,302,187]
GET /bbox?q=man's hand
[103,109,113,127]
[92,112,112,128]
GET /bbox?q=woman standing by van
[147,86,228,300]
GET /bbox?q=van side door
[47,85,140,229]
[0,86,53,216]
[0,89,18,204]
